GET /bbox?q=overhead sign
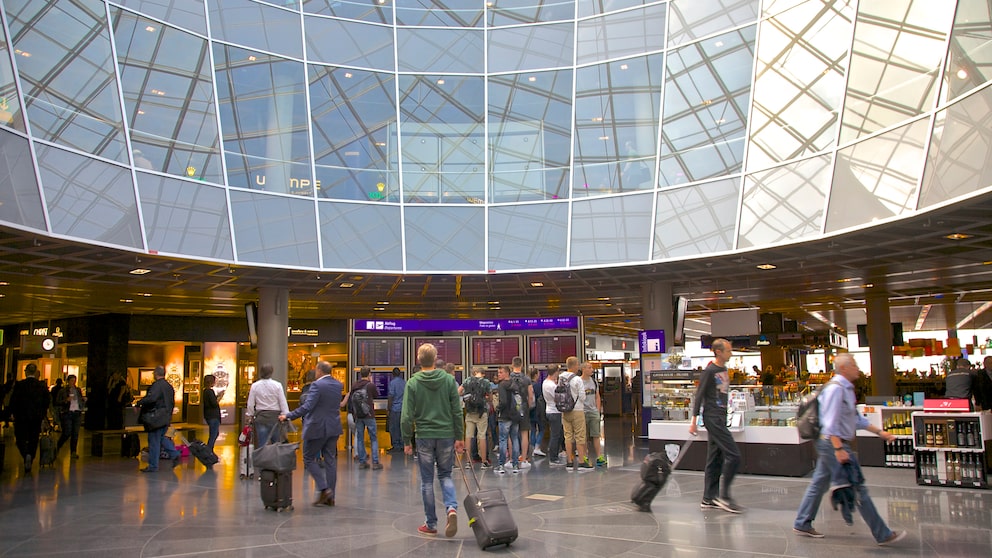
[638,330,665,353]
[20,334,57,354]
[611,338,635,351]
[355,316,578,332]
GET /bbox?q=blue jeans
[388,410,402,449]
[530,406,544,450]
[146,426,180,470]
[795,438,894,542]
[57,411,82,454]
[498,419,520,467]
[355,417,379,464]
[206,418,220,451]
[546,413,563,460]
[415,438,457,529]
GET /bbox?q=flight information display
[355,338,405,366]
[528,335,577,365]
[413,337,463,365]
[471,337,520,366]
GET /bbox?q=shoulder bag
[252,421,299,472]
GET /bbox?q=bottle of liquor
[926,423,934,446]
[966,422,976,448]
[957,420,967,447]
[935,424,944,446]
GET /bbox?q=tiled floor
[1,418,990,557]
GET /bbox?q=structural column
[866,293,895,396]
[257,287,289,386]
[641,282,673,351]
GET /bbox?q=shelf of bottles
[883,408,916,468]
[912,411,991,489]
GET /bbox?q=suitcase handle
[456,451,484,494]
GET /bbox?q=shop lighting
[129,268,151,275]
[530,282,544,287]
[756,263,776,270]
[339,282,354,288]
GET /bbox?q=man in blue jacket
[280,360,343,506]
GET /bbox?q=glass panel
[404,206,485,272]
[577,0,644,19]
[0,129,45,229]
[136,172,234,259]
[35,144,142,248]
[942,0,992,104]
[488,202,568,270]
[668,0,760,48]
[570,192,653,266]
[739,155,830,248]
[207,0,303,59]
[659,25,756,187]
[826,119,927,232]
[229,190,319,266]
[572,55,663,196]
[318,201,402,270]
[5,0,128,162]
[398,75,485,203]
[576,5,666,65]
[489,69,573,202]
[396,28,484,74]
[654,178,740,258]
[0,22,25,132]
[302,0,392,24]
[395,0,483,27]
[114,0,207,35]
[112,9,222,183]
[488,22,574,73]
[919,87,992,209]
[746,0,853,170]
[488,0,576,26]
[304,16,395,71]
[840,1,953,144]
[214,45,313,195]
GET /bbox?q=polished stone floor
[1,418,990,557]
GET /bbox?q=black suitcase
[260,469,293,511]
[459,454,518,549]
[121,432,140,458]
[631,437,693,512]
[38,431,57,468]
[187,439,219,467]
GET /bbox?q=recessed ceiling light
[711,290,725,294]
[756,263,776,270]
[530,282,544,287]
[945,233,971,240]
[597,297,610,301]
[373,307,386,311]
[120,299,134,303]
[862,283,874,288]
[0,281,8,286]
[488,301,500,305]
[376,301,389,305]
[339,282,354,288]
[129,268,151,275]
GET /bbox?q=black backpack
[554,373,577,412]
[463,377,488,415]
[351,385,373,419]
[796,380,835,440]
[505,376,525,421]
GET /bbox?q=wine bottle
[957,421,967,447]
[926,423,934,446]
[966,422,975,448]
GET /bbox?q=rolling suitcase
[240,444,254,479]
[181,436,219,468]
[38,431,57,468]
[259,469,293,511]
[121,432,141,458]
[631,436,693,512]
[458,454,518,549]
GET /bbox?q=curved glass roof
[1,0,990,274]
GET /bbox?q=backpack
[554,373,577,412]
[351,385,373,419]
[796,380,835,440]
[505,376,525,421]
[463,377,488,415]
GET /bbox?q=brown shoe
[321,489,335,506]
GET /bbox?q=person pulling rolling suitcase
[458,453,518,549]
[631,435,694,512]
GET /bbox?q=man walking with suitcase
[402,343,464,537]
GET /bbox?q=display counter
[856,404,921,467]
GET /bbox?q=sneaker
[444,509,458,537]
[700,499,719,509]
[511,464,520,474]
[793,527,825,538]
[713,497,744,514]
[877,530,906,546]
[518,459,531,469]
[480,460,491,469]
[417,524,438,537]
[371,462,383,470]
[576,462,594,471]
[549,459,565,467]
[494,465,506,475]
[359,462,370,469]
[533,447,546,457]
[564,460,575,468]
[596,456,607,467]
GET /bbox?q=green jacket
[400,369,464,444]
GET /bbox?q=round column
[257,287,289,386]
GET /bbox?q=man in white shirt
[246,363,290,448]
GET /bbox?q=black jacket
[202,387,221,421]
[137,378,175,418]
[9,377,50,423]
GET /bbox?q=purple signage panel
[639,330,665,353]
[356,316,578,332]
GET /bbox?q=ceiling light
[145,26,156,32]
[436,79,445,85]
[0,281,8,286]
[528,76,536,82]
[945,233,971,240]
[836,278,855,283]
[619,64,628,70]
[129,268,151,275]
[756,264,776,270]
[598,136,610,140]
[120,298,134,303]
[140,293,152,297]
[344,72,352,78]
[862,283,874,288]
[377,301,389,305]
[339,282,354,288]
[530,282,544,287]
[373,307,386,311]
[488,301,500,305]
[597,297,610,301]
[711,290,725,294]
[956,68,968,80]
[248,55,256,61]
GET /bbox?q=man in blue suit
[280,360,343,506]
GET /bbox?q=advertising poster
[204,342,238,424]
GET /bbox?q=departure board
[471,337,520,366]
[370,372,391,399]
[355,338,405,366]
[413,337,463,365]
[528,335,577,365]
